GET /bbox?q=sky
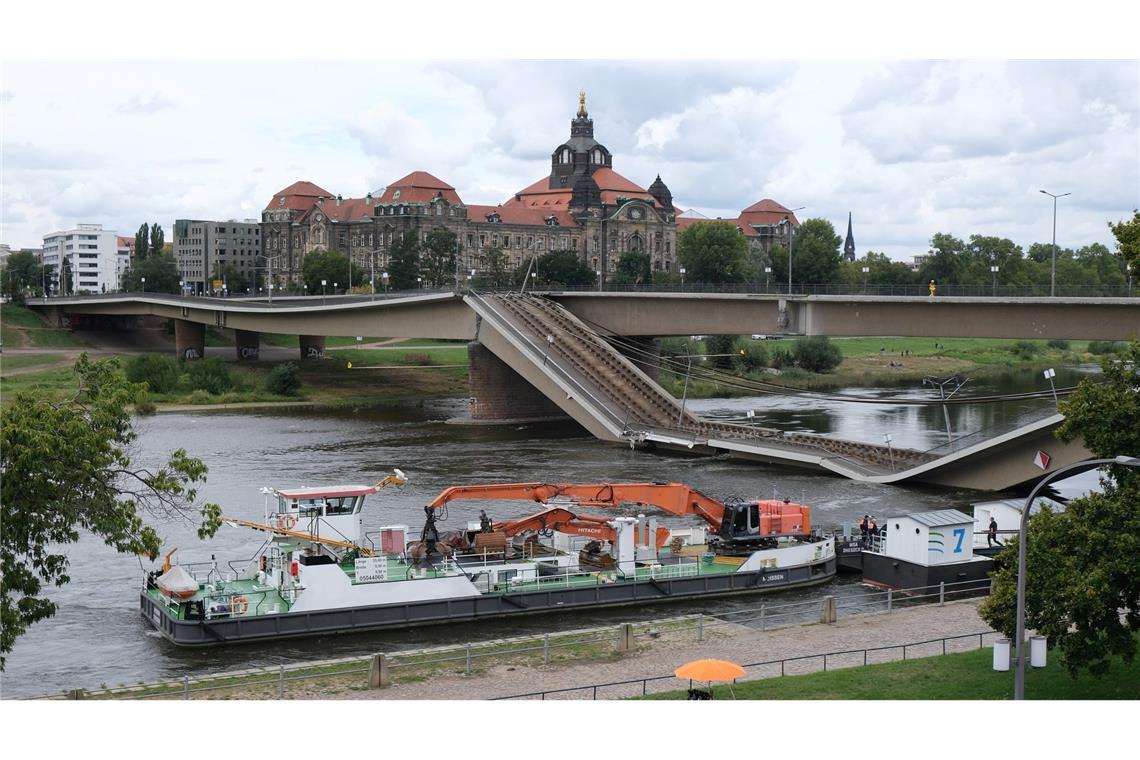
[2,9,1138,266]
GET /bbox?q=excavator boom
[492,506,671,549]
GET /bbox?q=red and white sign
[1033,450,1052,470]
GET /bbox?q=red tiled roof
[376,171,463,205]
[675,200,799,238]
[466,204,577,228]
[265,180,334,210]
[297,196,376,223]
[505,168,655,209]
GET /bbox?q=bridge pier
[235,330,260,361]
[466,342,567,423]
[299,335,326,360]
[174,319,205,360]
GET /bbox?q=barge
[141,473,836,646]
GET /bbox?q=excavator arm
[493,507,671,549]
[428,482,728,531]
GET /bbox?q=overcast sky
[2,20,1138,262]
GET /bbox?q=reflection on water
[2,366,1096,698]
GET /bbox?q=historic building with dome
[260,93,797,288]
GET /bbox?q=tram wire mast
[923,375,969,443]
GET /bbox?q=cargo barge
[141,473,836,646]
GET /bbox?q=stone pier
[174,319,205,360]
[235,329,260,361]
[299,335,326,360]
[466,342,566,422]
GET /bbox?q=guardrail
[33,577,991,700]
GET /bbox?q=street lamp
[596,270,602,292]
[764,266,772,290]
[382,271,389,295]
[782,206,807,295]
[321,278,327,304]
[679,266,686,290]
[179,280,185,297]
[883,433,894,469]
[140,276,146,293]
[862,266,870,292]
[991,265,999,297]
[1039,189,1071,297]
[1013,456,1140,700]
[417,275,422,290]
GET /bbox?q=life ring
[278,515,296,530]
[231,596,249,615]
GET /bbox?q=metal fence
[35,577,991,700]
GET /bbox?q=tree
[0,354,221,667]
[301,249,358,294]
[135,223,150,261]
[150,224,165,259]
[386,233,421,290]
[917,232,968,286]
[1,250,45,300]
[980,341,1140,677]
[789,218,843,285]
[60,257,73,296]
[1108,210,1140,277]
[612,251,651,285]
[420,229,458,289]
[678,221,749,283]
[211,262,249,294]
[123,253,181,293]
[480,247,509,289]
[792,335,843,373]
[530,250,594,289]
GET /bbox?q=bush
[733,338,768,373]
[1088,340,1127,355]
[264,362,302,397]
[134,399,157,416]
[186,389,212,405]
[1047,339,1071,350]
[183,357,235,395]
[704,335,736,368]
[792,336,843,373]
[1013,340,1041,360]
[402,352,434,366]
[769,347,794,370]
[125,353,180,393]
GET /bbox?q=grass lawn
[641,646,1140,700]
[0,304,87,348]
[0,366,82,400]
[0,353,70,371]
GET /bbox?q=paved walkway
[349,599,995,700]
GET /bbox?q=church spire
[844,212,856,261]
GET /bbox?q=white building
[41,224,123,294]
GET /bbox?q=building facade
[261,93,797,288]
[174,219,262,294]
[41,224,122,294]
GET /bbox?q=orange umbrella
[674,659,745,682]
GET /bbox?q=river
[1,365,1100,698]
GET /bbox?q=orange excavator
[491,506,672,549]
[426,482,812,548]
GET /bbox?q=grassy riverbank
[641,643,1140,700]
[0,303,87,348]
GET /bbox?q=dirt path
[326,599,994,700]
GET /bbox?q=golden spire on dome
[578,89,587,117]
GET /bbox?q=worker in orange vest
[928,280,937,298]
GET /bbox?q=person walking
[987,516,1002,548]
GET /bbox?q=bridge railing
[535,282,1137,298]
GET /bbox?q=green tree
[530,250,594,289]
[0,354,221,667]
[60,257,73,296]
[123,253,181,293]
[480,247,509,289]
[980,341,1140,677]
[386,233,421,290]
[838,251,917,289]
[150,224,165,259]
[135,223,150,261]
[678,221,749,283]
[211,262,249,294]
[612,251,651,285]
[1108,210,1140,280]
[1,250,45,300]
[265,362,302,397]
[125,353,181,394]
[790,218,843,285]
[792,335,843,373]
[421,229,457,289]
[301,249,358,295]
[917,232,968,286]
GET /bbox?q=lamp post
[679,266,685,290]
[883,433,894,470]
[991,265,999,297]
[179,280,185,297]
[596,270,602,292]
[1013,456,1140,700]
[764,266,772,290]
[782,206,806,295]
[417,275,422,290]
[862,266,869,292]
[382,271,389,295]
[1039,189,1071,297]
[321,278,327,305]
[140,277,146,293]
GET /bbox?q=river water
[1,366,1099,698]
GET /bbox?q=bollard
[183,675,190,700]
[616,623,634,653]
[760,604,766,631]
[68,688,86,700]
[465,643,472,675]
[368,653,391,689]
[278,664,285,699]
[543,634,550,665]
[939,581,945,606]
[887,588,893,613]
[697,613,704,642]
[819,595,837,624]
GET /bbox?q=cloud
[2,142,105,170]
[116,92,176,115]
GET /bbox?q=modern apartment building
[174,219,261,294]
[41,224,122,294]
